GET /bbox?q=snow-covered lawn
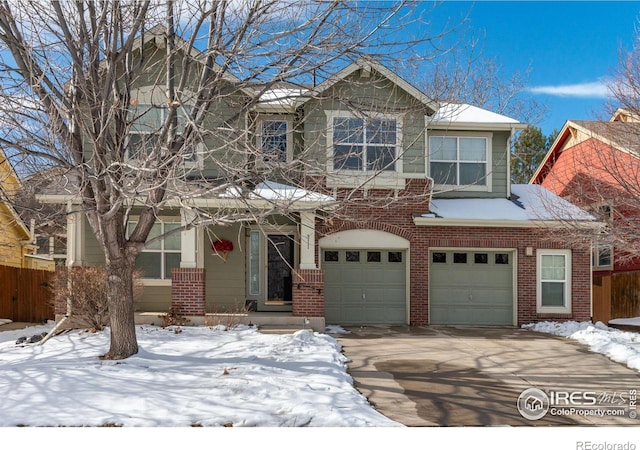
[523,320,640,372]
[0,322,399,427]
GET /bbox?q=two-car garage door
[429,250,515,326]
[322,236,515,326]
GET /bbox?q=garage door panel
[430,250,514,326]
[324,249,406,325]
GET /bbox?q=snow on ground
[609,316,640,326]
[0,323,399,427]
[523,320,640,372]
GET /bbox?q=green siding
[83,216,105,266]
[301,68,429,175]
[205,224,246,312]
[135,286,171,313]
[430,130,511,198]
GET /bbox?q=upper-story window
[331,114,399,172]
[258,118,290,163]
[429,136,489,187]
[127,105,200,166]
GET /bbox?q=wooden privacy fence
[593,272,640,324]
[0,264,54,323]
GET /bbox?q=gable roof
[293,57,440,113]
[531,118,640,184]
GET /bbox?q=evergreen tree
[511,126,555,184]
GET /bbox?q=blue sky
[426,1,640,136]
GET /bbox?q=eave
[412,216,601,229]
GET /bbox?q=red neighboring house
[531,108,640,322]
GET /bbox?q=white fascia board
[428,122,527,132]
[36,194,81,204]
[36,194,337,211]
[413,217,601,229]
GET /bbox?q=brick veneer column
[171,268,206,316]
[292,269,324,317]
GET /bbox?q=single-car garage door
[430,250,514,326]
[323,249,406,325]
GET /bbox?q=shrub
[49,266,143,331]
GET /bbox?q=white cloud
[527,80,612,98]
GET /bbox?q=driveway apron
[335,326,640,426]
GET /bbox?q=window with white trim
[128,221,181,280]
[429,136,488,186]
[127,105,199,166]
[537,249,571,313]
[331,115,399,172]
[592,244,613,269]
[258,118,291,163]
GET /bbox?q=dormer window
[330,113,399,172]
[429,135,491,190]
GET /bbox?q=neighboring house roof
[430,102,525,131]
[532,113,640,185]
[414,184,596,227]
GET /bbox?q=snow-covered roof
[431,102,522,126]
[258,87,306,107]
[419,184,596,226]
[251,181,335,203]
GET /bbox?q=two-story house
[39,31,595,329]
[531,108,640,322]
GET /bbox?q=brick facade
[316,181,592,326]
[291,269,325,318]
[171,268,206,316]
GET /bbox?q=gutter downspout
[507,125,516,195]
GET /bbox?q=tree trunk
[101,260,138,360]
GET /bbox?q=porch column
[180,208,197,268]
[65,202,84,267]
[299,211,317,269]
[172,208,205,319]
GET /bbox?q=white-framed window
[127,104,201,167]
[592,244,613,269]
[128,220,182,280]
[258,116,292,163]
[328,112,401,172]
[537,249,572,314]
[428,135,490,189]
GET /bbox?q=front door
[267,234,294,305]
[247,231,296,312]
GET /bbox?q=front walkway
[335,326,640,426]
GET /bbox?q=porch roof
[36,177,337,211]
[414,184,599,228]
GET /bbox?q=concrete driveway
[335,326,640,426]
